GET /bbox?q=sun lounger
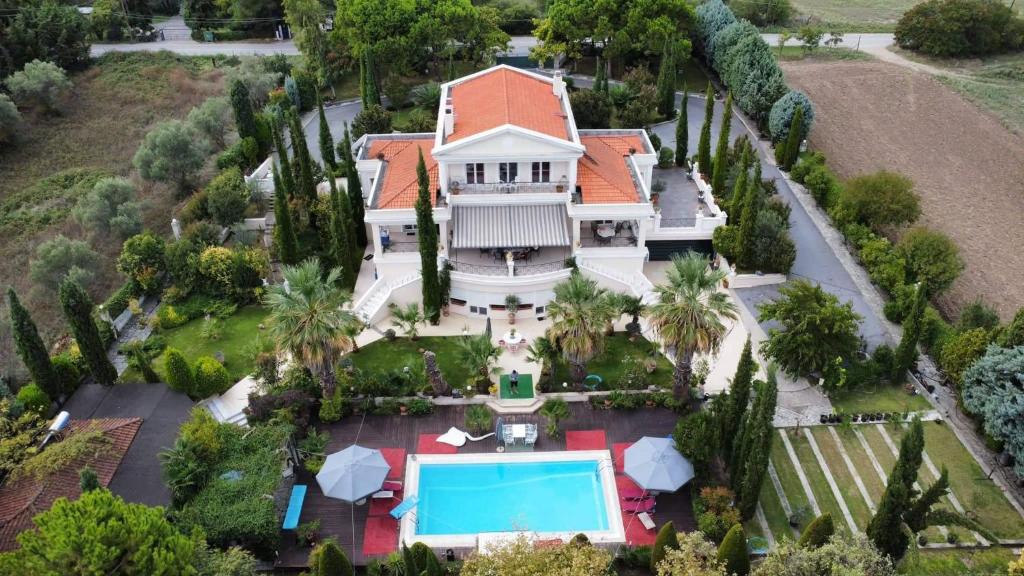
[621,498,655,514]
[382,480,403,491]
[618,486,651,501]
[372,490,395,499]
[281,484,307,530]
[390,496,419,519]
[637,512,656,531]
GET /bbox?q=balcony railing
[580,235,639,248]
[383,241,419,253]
[451,181,564,195]
[658,217,698,228]
[450,259,570,277]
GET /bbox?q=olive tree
[187,96,233,150]
[133,120,211,194]
[0,94,24,146]
[4,59,72,113]
[72,177,142,239]
[29,235,100,292]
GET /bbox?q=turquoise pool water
[415,460,610,535]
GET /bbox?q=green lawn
[786,0,919,31]
[756,469,797,543]
[349,336,474,391]
[769,431,813,524]
[548,334,674,390]
[788,429,853,535]
[830,383,932,414]
[154,306,270,382]
[809,427,874,530]
[499,373,534,399]
[833,427,887,501]
[897,547,1014,576]
[775,46,872,62]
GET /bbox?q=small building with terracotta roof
[347,65,725,324]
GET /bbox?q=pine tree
[655,43,676,119]
[734,161,760,270]
[273,125,296,200]
[59,278,117,385]
[341,125,367,247]
[288,109,318,203]
[79,466,100,493]
[328,170,357,287]
[799,513,835,548]
[594,55,608,95]
[650,521,679,573]
[7,288,60,398]
[892,283,926,381]
[697,83,714,176]
[415,148,441,324]
[363,48,381,107]
[722,336,755,462]
[781,105,804,170]
[717,524,750,576]
[711,91,733,194]
[272,163,300,265]
[675,83,688,167]
[318,99,336,172]
[230,79,257,141]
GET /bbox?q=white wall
[446,160,570,186]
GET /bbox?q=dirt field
[782,59,1024,320]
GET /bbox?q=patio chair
[637,512,657,531]
[621,498,655,514]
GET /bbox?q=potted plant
[505,294,521,324]
[296,519,321,547]
[399,403,408,416]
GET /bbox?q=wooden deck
[275,403,695,569]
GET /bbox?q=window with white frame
[466,163,484,184]
[499,162,518,183]
[531,162,550,183]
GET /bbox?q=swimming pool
[399,451,625,548]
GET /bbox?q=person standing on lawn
[510,370,519,395]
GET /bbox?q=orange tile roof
[577,135,645,204]
[0,418,142,551]
[366,138,439,210]
[448,68,569,143]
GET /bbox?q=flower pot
[603,399,612,409]
[399,405,408,416]
[508,313,516,325]
[645,400,655,408]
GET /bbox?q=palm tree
[266,258,357,397]
[454,333,501,392]
[526,335,558,379]
[545,273,617,388]
[540,398,570,438]
[389,302,425,340]
[613,292,647,338]
[341,319,366,353]
[648,252,738,400]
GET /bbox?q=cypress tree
[892,283,926,381]
[447,52,456,81]
[79,466,100,492]
[288,109,318,203]
[798,513,835,548]
[734,161,760,270]
[328,170,357,287]
[364,48,381,107]
[400,544,419,576]
[867,418,924,560]
[697,82,714,176]
[594,55,608,95]
[674,83,688,167]
[729,148,750,220]
[737,371,777,520]
[229,79,257,141]
[781,105,804,170]
[655,43,676,119]
[273,125,296,199]
[318,99,336,172]
[312,539,353,576]
[722,336,755,462]
[717,524,750,576]
[341,125,367,247]
[59,279,117,385]
[359,51,368,109]
[272,163,300,265]
[422,548,443,576]
[415,148,441,324]
[650,521,679,573]
[711,91,733,194]
[163,348,193,394]
[7,288,60,398]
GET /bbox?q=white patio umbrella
[624,436,694,492]
[316,445,390,502]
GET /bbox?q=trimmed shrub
[769,90,814,143]
[658,147,675,168]
[193,356,231,399]
[206,167,249,227]
[940,328,989,389]
[51,352,83,395]
[163,348,194,394]
[309,539,353,576]
[651,520,680,572]
[897,227,963,297]
[717,523,750,575]
[16,383,50,414]
[837,171,920,231]
[798,513,834,548]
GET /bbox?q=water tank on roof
[49,411,70,433]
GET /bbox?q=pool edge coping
[398,450,626,550]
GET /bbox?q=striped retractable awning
[452,204,570,249]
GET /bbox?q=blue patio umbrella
[316,445,391,502]
[624,436,694,492]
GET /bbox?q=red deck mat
[362,516,399,556]
[621,510,658,546]
[368,491,403,517]
[379,448,407,480]
[615,474,643,495]
[612,442,633,473]
[565,429,607,451]
[416,433,458,454]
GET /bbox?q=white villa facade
[348,65,727,324]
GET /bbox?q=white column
[636,218,646,246]
[438,161,449,196]
[438,220,449,257]
[372,223,383,257]
[571,219,581,251]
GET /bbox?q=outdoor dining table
[596,224,616,238]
